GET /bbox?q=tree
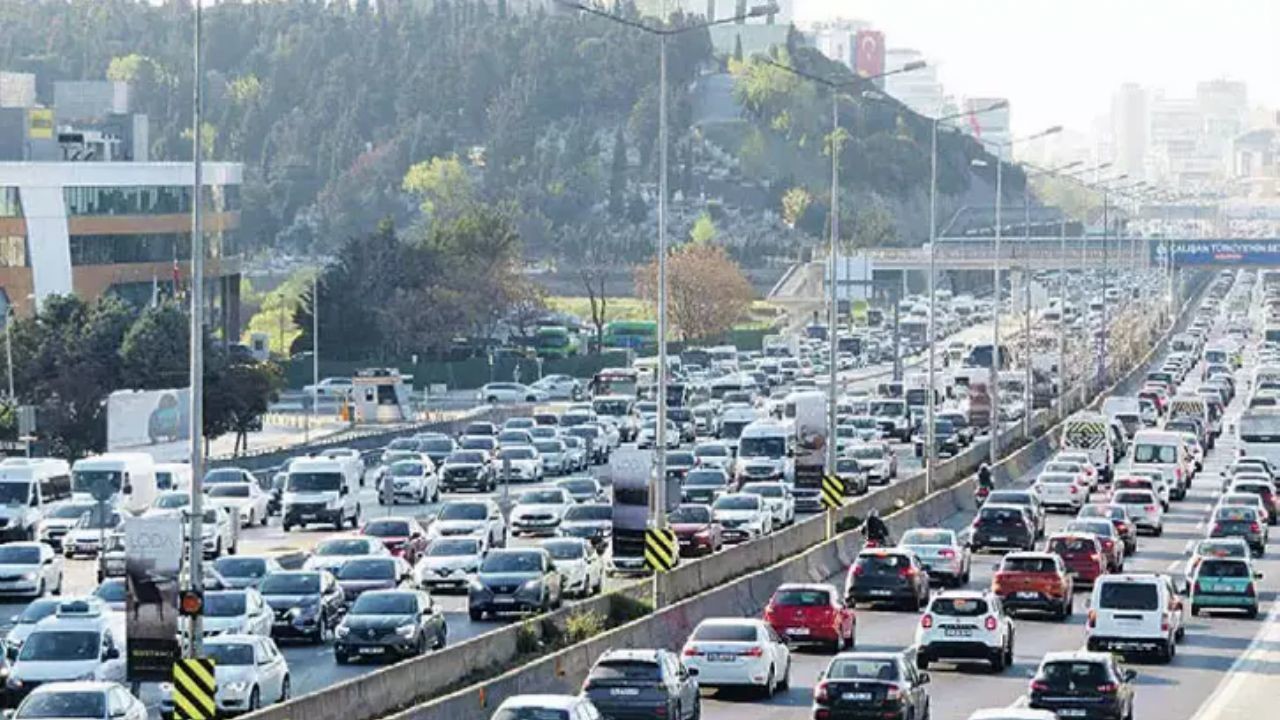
[608,127,628,217]
[402,155,475,223]
[781,186,811,230]
[689,213,717,244]
[222,362,284,455]
[120,302,189,390]
[635,243,754,341]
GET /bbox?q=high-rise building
[1111,83,1148,180]
[808,18,872,69]
[883,48,944,117]
[963,97,1011,154]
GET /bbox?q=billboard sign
[1152,239,1280,266]
[791,390,828,493]
[125,514,183,682]
[855,30,885,84]
[27,108,52,139]
[107,388,191,450]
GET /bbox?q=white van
[70,453,157,514]
[1086,574,1185,662]
[734,420,792,483]
[1128,429,1191,495]
[281,457,361,531]
[154,462,193,492]
[1166,396,1214,442]
[1061,412,1117,483]
[0,459,71,541]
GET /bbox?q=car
[302,536,390,575]
[668,504,723,557]
[539,538,603,599]
[206,482,272,528]
[510,488,574,537]
[213,556,286,590]
[636,419,680,450]
[1181,537,1251,590]
[740,482,795,528]
[531,374,583,400]
[479,382,545,404]
[762,583,855,652]
[438,450,496,493]
[710,493,772,543]
[692,442,734,471]
[680,618,791,697]
[1046,532,1107,586]
[970,504,1037,552]
[304,376,353,400]
[429,499,507,548]
[1190,555,1261,617]
[991,552,1074,619]
[1228,480,1280,525]
[1219,490,1273,525]
[984,490,1045,537]
[531,440,570,476]
[7,599,124,699]
[582,649,699,720]
[681,468,733,505]
[36,501,96,550]
[162,635,290,718]
[915,590,1014,671]
[557,503,612,550]
[556,477,604,504]
[1077,504,1138,555]
[489,695,601,720]
[1109,489,1163,536]
[965,710,1059,720]
[61,506,122,558]
[188,507,237,558]
[413,536,486,590]
[334,589,446,663]
[847,442,897,484]
[379,457,439,505]
[1028,651,1136,720]
[1111,475,1169,512]
[844,549,930,611]
[467,548,562,619]
[1208,504,1267,556]
[335,556,413,602]
[359,516,429,565]
[202,589,274,638]
[665,451,697,481]
[898,528,970,587]
[811,651,931,720]
[0,542,62,598]
[259,570,346,643]
[91,578,126,612]
[1086,574,1185,662]
[18,682,147,720]
[3,599,60,660]
[1032,471,1089,511]
[1063,519,1125,572]
[496,445,545,483]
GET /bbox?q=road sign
[171,658,216,720]
[643,528,678,572]
[821,474,845,511]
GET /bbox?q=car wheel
[487,397,499,405]
[248,687,260,712]
[469,609,484,622]
[990,646,1006,673]
[1246,605,1260,619]
[283,521,292,532]
[34,578,44,597]
[416,634,428,656]
[1191,604,1200,617]
[335,651,349,665]
[779,658,791,691]
[280,676,291,701]
[762,667,776,699]
[917,653,930,670]
[248,511,255,527]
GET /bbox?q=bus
[603,321,657,351]
[1239,409,1280,468]
[591,368,639,398]
[532,326,581,359]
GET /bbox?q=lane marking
[1187,597,1280,720]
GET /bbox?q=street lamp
[187,0,207,654]
[558,0,778,543]
[1092,172,1128,388]
[759,58,926,490]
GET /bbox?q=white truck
[70,453,157,515]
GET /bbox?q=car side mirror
[685,666,699,677]
[1123,669,1137,682]
[122,485,133,495]
[105,646,120,660]
[1256,571,1264,579]
[918,672,930,685]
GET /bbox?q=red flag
[967,110,983,138]
[855,31,884,79]
[172,257,182,294]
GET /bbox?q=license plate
[1057,710,1086,717]
[610,688,640,696]
[707,653,736,662]
[1017,591,1039,599]
[494,597,515,605]
[300,514,316,520]
[1212,584,1237,593]
[786,627,811,636]
[870,589,892,596]
[358,647,385,655]
[841,692,873,701]
[943,628,973,637]
[990,536,1008,543]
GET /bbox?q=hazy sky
[797,0,1280,135]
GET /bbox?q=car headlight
[224,681,251,695]
[519,579,542,594]
[335,625,350,638]
[395,624,417,638]
[468,578,486,592]
[20,572,36,581]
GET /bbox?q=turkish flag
[855,30,884,79]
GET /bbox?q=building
[808,19,872,69]
[883,48,945,117]
[1110,83,1148,181]
[963,97,1011,154]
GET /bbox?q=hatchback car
[970,504,1036,552]
[582,650,700,720]
[991,552,1073,619]
[763,583,855,652]
[1189,557,1261,617]
[1209,505,1267,556]
[811,652,931,720]
[844,550,930,611]
[1062,519,1125,573]
[1028,651,1136,720]
[668,504,723,557]
[1046,533,1107,586]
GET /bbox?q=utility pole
[186,0,205,655]
[925,117,938,494]
[826,88,839,480]
[1022,178,1032,436]
[989,145,1003,464]
[654,30,669,534]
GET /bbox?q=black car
[418,437,457,468]
[259,570,346,643]
[334,589,447,663]
[467,548,563,620]
[812,652,930,720]
[844,551,931,611]
[583,649,700,720]
[937,411,974,446]
[335,557,411,603]
[681,469,732,504]
[970,505,1037,552]
[666,451,697,481]
[912,419,959,458]
[439,450,496,492]
[1029,652,1136,720]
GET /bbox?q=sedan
[334,589,447,663]
[302,537,390,575]
[711,493,772,543]
[497,445,544,483]
[510,488,574,537]
[668,504,723,557]
[202,589,274,638]
[1209,505,1267,556]
[556,477,605,504]
[479,383,545,404]
[540,538,604,598]
[0,543,62,598]
[531,374,582,400]
[213,555,286,590]
[680,619,792,697]
[898,528,969,587]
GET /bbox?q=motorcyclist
[977,463,994,491]
[863,508,890,546]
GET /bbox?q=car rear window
[1049,536,1098,554]
[1039,661,1110,689]
[856,554,910,574]
[1002,557,1056,573]
[692,623,759,642]
[827,659,899,681]
[1113,492,1153,504]
[1217,507,1257,522]
[1199,559,1251,577]
[930,596,988,617]
[981,507,1025,524]
[1098,582,1159,611]
[589,660,661,682]
[772,588,831,607]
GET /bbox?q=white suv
[1086,574,1186,663]
[915,590,1015,672]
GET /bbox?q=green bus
[603,320,657,351]
[533,326,582,359]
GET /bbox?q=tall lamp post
[187,0,206,654]
[558,0,777,540]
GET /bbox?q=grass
[547,297,781,331]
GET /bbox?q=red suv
[1046,532,1106,586]
[763,582,855,652]
[992,552,1074,620]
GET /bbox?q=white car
[899,528,970,587]
[711,493,772,544]
[1086,574,1185,662]
[498,445,545,482]
[531,374,582,400]
[533,440,570,475]
[61,507,122,559]
[207,482,271,527]
[692,442,734,471]
[304,377,353,399]
[636,419,680,450]
[162,635,291,717]
[510,488,574,537]
[740,482,795,528]
[193,507,237,558]
[479,383,545,404]
[303,537,390,575]
[1031,471,1089,511]
[1109,489,1164,535]
[0,542,63,598]
[428,499,507,548]
[382,457,439,504]
[680,618,792,696]
[413,536,487,590]
[35,501,96,550]
[15,682,147,720]
[202,589,274,638]
[560,436,589,472]
[847,442,898,483]
[915,590,1015,671]
[147,491,192,516]
[540,537,604,598]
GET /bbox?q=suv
[582,649,700,720]
[970,505,1036,552]
[1028,651,1136,720]
[1086,574,1185,662]
[915,591,1015,672]
[991,552,1074,619]
[1046,532,1106,586]
[844,549,931,611]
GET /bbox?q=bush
[515,620,541,655]
[564,609,606,644]
[607,592,653,627]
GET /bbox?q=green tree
[608,127,627,217]
[689,213,717,244]
[402,155,475,223]
[119,302,189,390]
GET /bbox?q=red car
[668,504,723,557]
[763,582,855,652]
[1064,518,1125,572]
[991,551,1074,619]
[1046,532,1106,585]
[360,516,429,564]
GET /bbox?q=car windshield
[390,462,426,477]
[155,493,190,509]
[771,588,831,606]
[48,503,94,519]
[447,452,486,464]
[204,469,245,484]
[19,631,101,661]
[670,506,713,524]
[1098,582,1159,610]
[1196,541,1247,558]
[0,546,40,564]
[287,472,341,492]
[541,541,585,560]
[1217,506,1257,521]
[481,552,543,574]
[826,659,899,681]
[15,599,59,624]
[500,447,535,460]
[850,446,884,459]
[988,492,1031,505]
[215,558,267,578]
[15,692,106,719]
[317,539,373,556]
[1113,492,1154,504]
[439,503,487,521]
[364,519,412,537]
[930,597,988,617]
[1066,521,1114,537]
[339,559,396,580]
[980,507,1026,524]
[738,436,786,458]
[668,453,695,466]
[744,484,784,498]
[209,485,250,498]
[422,439,454,452]
[426,539,480,556]
[204,592,248,617]
[1049,536,1097,553]
[1002,557,1056,573]
[534,442,561,454]
[560,480,597,494]
[564,505,611,521]
[352,593,418,615]
[685,471,727,487]
[94,580,126,602]
[1039,662,1110,690]
[696,445,729,457]
[520,490,565,504]
[205,642,256,666]
[713,495,759,511]
[856,554,912,574]
[901,530,952,546]
[259,573,319,595]
[691,623,758,642]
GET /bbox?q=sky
[796,0,1280,136]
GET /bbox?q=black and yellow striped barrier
[644,527,678,572]
[172,658,217,720]
[821,474,845,510]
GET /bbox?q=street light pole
[990,144,1003,464]
[187,0,205,655]
[826,88,839,477]
[655,30,669,530]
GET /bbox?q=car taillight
[682,646,702,657]
[1090,553,1101,564]
[899,566,917,578]
[1030,680,1050,692]
[921,614,934,629]
[1097,683,1118,694]
[815,681,830,704]
[972,518,983,527]
[763,605,776,621]
[1212,523,1222,533]
[984,616,998,631]
[852,564,865,577]
[939,548,956,558]
[1087,610,1097,628]
[1251,522,1262,533]
[1160,614,1170,632]
[1145,505,1157,512]
[885,684,902,702]
[1070,486,1079,494]
[1245,582,1257,597]
[741,646,764,657]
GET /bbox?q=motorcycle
[975,485,991,507]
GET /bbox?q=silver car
[899,528,970,587]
